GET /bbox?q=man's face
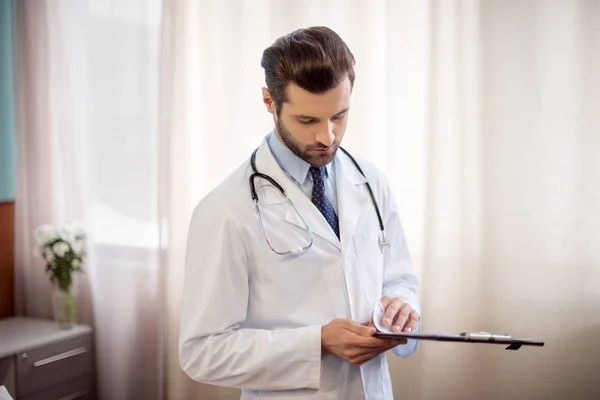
[263,77,352,167]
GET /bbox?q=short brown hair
[261,26,355,114]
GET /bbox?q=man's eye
[299,119,315,124]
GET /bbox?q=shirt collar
[266,131,333,185]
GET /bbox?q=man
[180,26,421,399]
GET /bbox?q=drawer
[20,377,92,400]
[16,334,93,398]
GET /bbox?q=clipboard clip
[460,331,512,340]
[460,331,522,350]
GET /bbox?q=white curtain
[13,0,599,399]
[14,1,164,399]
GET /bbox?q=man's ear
[262,87,276,114]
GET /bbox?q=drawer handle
[58,390,88,400]
[32,347,88,368]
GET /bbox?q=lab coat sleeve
[179,196,322,391]
[379,175,422,358]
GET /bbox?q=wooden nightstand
[0,317,95,400]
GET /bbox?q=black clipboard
[373,331,545,350]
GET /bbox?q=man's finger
[360,320,374,328]
[353,336,403,349]
[392,304,411,332]
[382,298,403,326]
[379,296,393,308]
[352,343,399,366]
[402,311,419,332]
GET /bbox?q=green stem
[67,292,76,321]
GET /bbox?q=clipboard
[373,331,545,350]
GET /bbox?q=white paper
[372,300,394,333]
[0,386,14,400]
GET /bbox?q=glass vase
[52,283,77,329]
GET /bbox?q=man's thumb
[361,320,375,328]
[363,325,376,336]
[350,322,376,336]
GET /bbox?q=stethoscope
[249,147,389,255]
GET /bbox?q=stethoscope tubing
[249,146,388,254]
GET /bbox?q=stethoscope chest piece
[379,231,390,250]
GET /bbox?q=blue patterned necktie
[309,166,340,238]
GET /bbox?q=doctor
[180,26,421,399]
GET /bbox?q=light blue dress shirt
[267,131,338,213]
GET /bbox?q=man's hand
[380,296,419,333]
[321,318,404,367]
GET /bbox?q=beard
[275,117,341,167]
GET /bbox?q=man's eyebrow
[333,108,350,117]
[293,108,350,120]
[294,114,318,119]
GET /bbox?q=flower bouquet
[34,221,87,329]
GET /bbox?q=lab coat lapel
[254,139,341,250]
[335,149,369,254]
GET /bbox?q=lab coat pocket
[353,233,384,306]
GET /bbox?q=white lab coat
[179,137,421,400]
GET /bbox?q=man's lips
[308,147,331,153]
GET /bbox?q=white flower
[44,249,55,263]
[52,241,70,258]
[34,225,59,247]
[72,259,82,268]
[71,240,83,255]
[60,227,75,243]
[34,221,87,266]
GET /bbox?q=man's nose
[315,121,335,146]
